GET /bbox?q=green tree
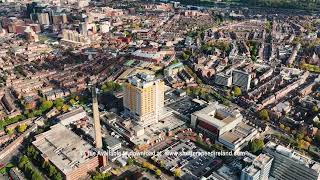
[186,88,191,95]
[18,155,29,169]
[249,139,264,154]
[159,160,164,168]
[48,164,58,177]
[124,30,130,37]
[155,169,161,176]
[18,155,42,179]
[92,172,111,180]
[233,86,242,96]
[127,158,134,165]
[31,171,42,180]
[279,124,285,129]
[26,111,35,118]
[26,146,38,160]
[171,59,179,64]
[40,100,53,112]
[285,126,291,132]
[114,83,123,92]
[265,21,272,33]
[69,99,76,105]
[54,98,64,109]
[142,161,153,170]
[17,124,27,133]
[62,105,69,112]
[314,121,320,129]
[7,128,14,135]
[101,81,123,93]
[53,173,63,180]
[174,168,181,177]
[33,110,42,116]
[259,109,269,121]
[181,52,190,60]
[296,132,304,140]
[312,105,318,113]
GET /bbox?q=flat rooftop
[153,140,219,178]
[265,141,320,173]
[56,107,85,121]
[132,114,185,146]
[32,124,96,174]
[219,122,256,144]
[103,134,121,148]
[253,154,273,168]
[242,165,260,177]
[128,73,156,87]
[193,102,242,129]
[148,114,185,132]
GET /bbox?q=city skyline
[0,0,320,180]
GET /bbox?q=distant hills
[240,0,320,10]
[160,0,320,10]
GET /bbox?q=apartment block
[123,73,164,127]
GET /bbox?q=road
[0,144,21,165]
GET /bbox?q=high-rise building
[52,13,68,25]
[123,73,164,127]
[92,85,107,167]
[264,141,320,180]
[24,26,39,42]
[99,21,110,33]
[61,29,91,45]
[241,165,261,180]
[77,0,90,8]
[241,154,273,180]
[37,13,50,25]
[232,69,251,91]
[80,22,88,35]
[2,0,15,3]
[253,154,273,180]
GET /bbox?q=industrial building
[191,102,243,138]
[32,124,99,180]
[215,72,233,87]
[191,102,258,152]
[232,69,252,91]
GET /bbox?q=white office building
[241,153,273,180]
[241,165,260,180]
[264,142,320,180]
[191,102,258,152]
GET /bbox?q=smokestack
[91,85,107,167]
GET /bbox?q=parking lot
[168,97,206,119]
[152,140,221,179]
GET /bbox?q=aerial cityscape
[0,0,320,180]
